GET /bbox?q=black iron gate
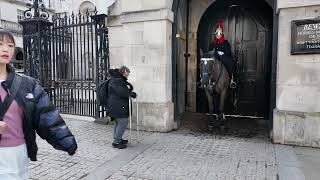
[20,2,109,118]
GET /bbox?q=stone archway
[172,0,274,116]
[197,1,273,117]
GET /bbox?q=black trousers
[219,55,234,77]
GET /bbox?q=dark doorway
[197,0,273,118]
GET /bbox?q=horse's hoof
[220,126,225,131]
[208,125,214,131]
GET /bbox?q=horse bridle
[200,57,215,88]
[200,57,223,88]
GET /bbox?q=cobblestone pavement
[106,133,278,180]
[29,117,308,180]
[29,118,150,180]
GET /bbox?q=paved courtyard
[28,116,317,180]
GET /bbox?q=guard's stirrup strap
[230,75,237,89]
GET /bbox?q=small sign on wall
[291,18,320,55]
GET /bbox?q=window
[17,9,24,21]
[79,1,95,15]
[55,12,68,18]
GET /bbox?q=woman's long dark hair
[0,30,16,45]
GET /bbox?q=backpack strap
[0,74,22,140]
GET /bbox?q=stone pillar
[273,1,320,147]
[107,0,177,132]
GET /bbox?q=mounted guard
[208,20,236,88]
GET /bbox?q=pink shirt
[0,80,25,147]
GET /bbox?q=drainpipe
[184,0,190,106]
[269,0,279,134]
[172,0,180,118]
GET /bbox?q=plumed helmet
[215,20,224,36]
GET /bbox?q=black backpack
[97,78,111,106]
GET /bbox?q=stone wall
[54,0,111,15]
[107,0,177,132]
[277,0,320,10]
[173,0,187,116]
[273,5,320,147]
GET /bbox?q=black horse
[199,49,230,130]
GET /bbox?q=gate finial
[24,0,49,20]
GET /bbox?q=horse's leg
[205,89,215,130]
[205,88,214,114]
[219,88,228,128]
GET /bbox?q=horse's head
[199,49,217,89]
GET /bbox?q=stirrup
[229,77,237,89]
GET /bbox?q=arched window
[79,1,95,15]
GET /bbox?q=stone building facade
[273,0,320,147]
[0,0,55,47]
[54,0,112,15]
[107,0,176,132]
[3,0,319,148]
[106,0,320,148]
[0,0,56,72]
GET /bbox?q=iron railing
[20,0,109,118]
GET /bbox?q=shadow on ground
[175,112,270,139]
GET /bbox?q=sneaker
[121,139,128,144]
[112,142,127,149]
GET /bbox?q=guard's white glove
[217,51,224,56]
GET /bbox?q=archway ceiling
[265,0,273,7]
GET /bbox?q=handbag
[0,74,22,141]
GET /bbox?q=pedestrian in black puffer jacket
[2,65,78,160]
[107,66,136,149]
[0,30,77,179]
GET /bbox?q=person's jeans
[113,117,128,143]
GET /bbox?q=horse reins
[214,62,224,88]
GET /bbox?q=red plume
[216,19,224,30]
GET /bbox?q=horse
[199,49,230,130]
